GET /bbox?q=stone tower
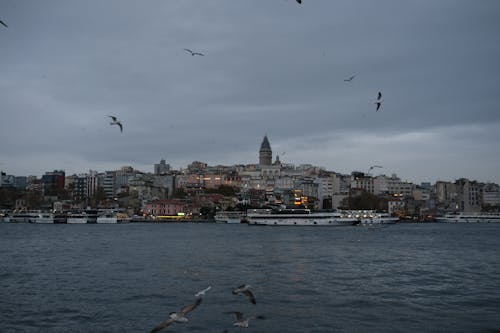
[259,134,272,166]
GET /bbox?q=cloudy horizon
[1,0,499,185]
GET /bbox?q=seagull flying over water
[194,285,212,297]
[232,284,256,304]
[0,20,7,28]
[184,48,204,56]
[150,298,202,333]
[344,74,356,82]
[107,115,123,132]
[375,91,383,111]
[225,311,265,328]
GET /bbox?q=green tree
[342,191,388,210]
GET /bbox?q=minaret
[259,134,272,166]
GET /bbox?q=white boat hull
[247,209,357,226]
[33,218,54,224]
[67,217,88,224]
[97,217,118,224]
[436,214,500,223]
[214,211,243,224]
[358,217,399,225]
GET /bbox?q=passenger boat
[8,211,41,223]
[66,212,88,224]
[435,212,500,223]
[96,212,118,223]
[32,212,55,224]
[66,210,98,224]
[96,211,130,224]
[214,211,244,224]
[246,208,357,226]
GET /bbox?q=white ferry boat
[96,211,130,224]
[352,210,399,225]
[435,212,500,223]
[32,212,55,224]
[214,211,244,224]
[8,211,41,223]
[246,208,357,226]
[66,210,98,224]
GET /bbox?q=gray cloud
[1,0,499,184]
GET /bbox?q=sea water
[1,222,499,332]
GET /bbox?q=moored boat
[33,212,55,224]
[96,211,130,223]
[435,212,500,223]
[8,211,41,223]
[214,211,244,224]
[352,210,399,225]
[67,211,92,224]
[246,208,357,226]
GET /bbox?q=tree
[342,191,388,210]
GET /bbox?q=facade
[66,174,88,203]
[351,172,374,194]
[87,170,99,199]
[154,159,171,175]
[374,174,415,196]
[41,170,65,195]
[145,199,185,216]
[482,183,500,206]
[455,178,481,212]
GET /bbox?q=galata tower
[259,134,272,166]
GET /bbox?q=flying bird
[344,74,356,82]
[232,284,256,304]
[296,0,302,3]
[0,20,7,28]
[369,165,383,172]
[150,298,202,333]
[375,92,383,111]
[225,311,265,328]
[194,286,212,297]
[184,48,204,56]
[107,115,123,132]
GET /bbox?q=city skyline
[1,1,499,185]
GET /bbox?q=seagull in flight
[232,284,256,304]
[184,48,204,56]
[194,286,212,297]
[0,20,7,28]
[375,92,383,111]
[369,165,383,172]
[225,311,265,328]
[150,298,202,333]
[107,115,123,132]
[344,74,356,82]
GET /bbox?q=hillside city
[1,135,499,220]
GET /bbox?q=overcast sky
[1,0,499,184]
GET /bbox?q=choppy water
[1,222,499,333]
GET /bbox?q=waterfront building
[65,174,88,204]
[154,159,171,175]
[482,183,500,207]
[435,181,458,210]
[101,171,116,198]
[41,170,65,195]
[455,178,481,212]
[351,171,374,194]
[0,172,15,188]
[374,174,415,197]
[145,199,186,217]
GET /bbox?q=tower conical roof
[260,135,271,152]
